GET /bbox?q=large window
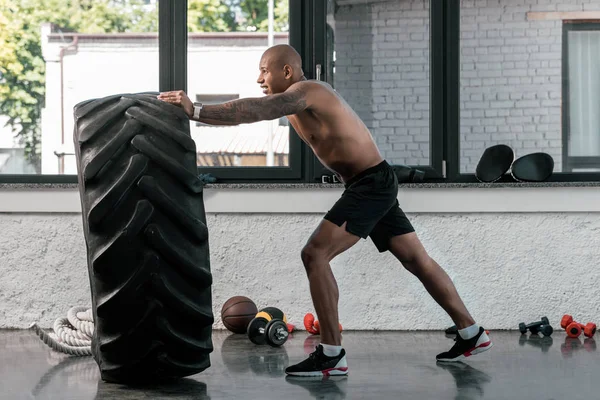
[327,0,431,166]
[0,0,159,176]
[454,0,600,181]
[3,0,599,184]
[187,0,291,169]
[185,0,304,181]
[459,0,564,174]
[563,23,600,173]
[316,0,443,181]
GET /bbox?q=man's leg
[368,201,492,361]
[286,160,398,375]
[387,232,475,329]
[385,231,492,361]
[285,219,360,376]
[301,219,361,346]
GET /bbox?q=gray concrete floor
[0,329,597,399]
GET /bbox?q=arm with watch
[156,85,310,126]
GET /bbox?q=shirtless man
[158,44,492,376]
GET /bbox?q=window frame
[562,21,600,174]
[4,0,600,184]
[0,0,307,183]
[446,1,600,183]
[309,0,445,183]
[190,0,306,182]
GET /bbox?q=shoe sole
[285,367,349,377]
[437,340,493,363]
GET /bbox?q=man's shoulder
[288,79,332,93]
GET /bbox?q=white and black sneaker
[436,327,493,362]
[285,345,349,377]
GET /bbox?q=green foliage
[0,0,157,172]
[236,0,288,32]
[188,0,238,32]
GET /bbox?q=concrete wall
[331,0,600,173]
[2,212,599,330]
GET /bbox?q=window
[453,1,600,181]
[459,1,564,174]
[193,92,290,167]
[313,0,443,181]
[5,0,597,184]
[563,23,600,172]
[0,0,159,177]
[187,0,304,181]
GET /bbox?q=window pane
[567,30,600,158]
[188,0,290,167]
[459,1,600,174]
[0,0,159,175]
[572,168,600,172]
[326,0,430,166]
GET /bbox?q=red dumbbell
[560,314,596,338]
[303,313,343,335]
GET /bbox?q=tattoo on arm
[195,86,309,125]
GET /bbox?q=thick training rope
[30,306,94,356]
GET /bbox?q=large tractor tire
[72,92,214,384]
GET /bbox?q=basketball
[221,296,258,334]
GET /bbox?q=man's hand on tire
[157,90,194,119]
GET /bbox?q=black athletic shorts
[324,160,415,253]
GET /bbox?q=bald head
[262,44,303,72]
[257,44,305,94]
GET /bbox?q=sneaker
[285,345,349,377]
[436,327,493,362]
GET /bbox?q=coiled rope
[30,306,94,356]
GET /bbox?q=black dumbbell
[247,307,289,347]
[519,317,553,336]
[530,324,553,337]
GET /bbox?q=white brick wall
[333,0,600,173]
[460,0,600,173]
[333,0,430,166]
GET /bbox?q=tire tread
[73,93,213,384]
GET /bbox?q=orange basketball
[221,296,258,334]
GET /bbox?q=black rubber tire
[73,92,214,384]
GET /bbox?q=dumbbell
[247,307,289,347]
[560,314,596,339]
[518,317,553,336]
[303,313,343,335]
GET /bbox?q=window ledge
[207,181,600,189]
[1,181,600,213]
[2,180,600,190]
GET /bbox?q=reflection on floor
[1,329,598,399]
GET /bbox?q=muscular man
[158,44,492,377]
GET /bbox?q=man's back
[285,80,383,182]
